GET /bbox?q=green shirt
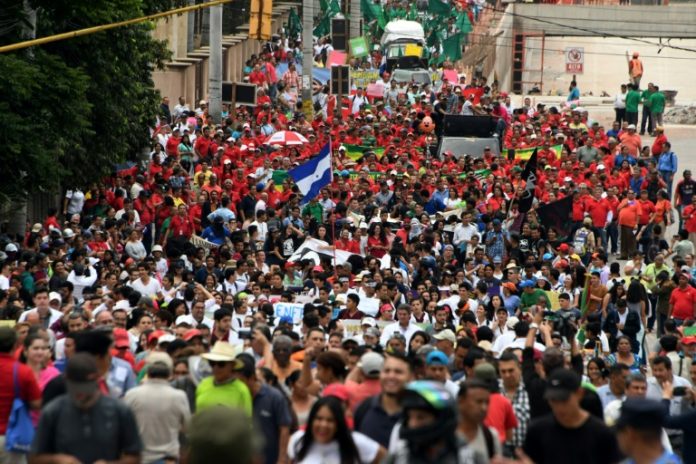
[625,90,641,112]
[196,377,253,416]
[302,202,323,223]
[650,91,666,113]
[641,89,654,108]
[643,263,672,292]
[520,288,550,311]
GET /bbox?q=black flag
[537,195,574,238]
[518,149,537,213]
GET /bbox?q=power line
[0,0,234,53]
[484,4,696,54]
[463,32,696,60]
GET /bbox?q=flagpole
[329,137,338,280]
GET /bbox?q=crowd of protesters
[1,13,696,464]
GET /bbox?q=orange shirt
[653,199,671,224]
[620,133,642,157]
[618,198,642,228]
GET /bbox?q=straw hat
[202,342,243,367]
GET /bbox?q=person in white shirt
[495,320,547,356]
[452,211,479,258]
[128,263,163,299]
[18,288,63,329]
[646,355,692,418]
[350,88,367,115]
[151,245,169,276]
[172,96,190,120]
[613,83,627,124]
[175,299,214,330]
[63,188,85,216]
[115,198,141,223]
[0,260,10,290]
[250,211,269,244]
[380,304,421,347]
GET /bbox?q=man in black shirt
[522,369,622,464]
[31,353,141,464]
[523,314,605,420]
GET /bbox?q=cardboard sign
[443,69,459,83]
[366,82,385,98]
[274,302,305,324]
[328,50,348,67]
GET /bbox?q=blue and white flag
[288,142,332,204]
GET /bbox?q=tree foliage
[0,0,173,201]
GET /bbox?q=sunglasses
[208,361,229,367]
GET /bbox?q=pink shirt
[345,379,382,412]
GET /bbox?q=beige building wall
[150,7,292,108]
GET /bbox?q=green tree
[0,0,172,201]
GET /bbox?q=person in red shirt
[168,204,195,241]
[165,127,181,157]
[335,229,360,254]
[248,63,267,87]
[669,273,696,322]
[0,326,42,450]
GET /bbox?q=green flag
[455,11,472,34]
[362,0,386,30]
[428,0,451,17]
[426,28,440,49]
[407,2,418,20]
[440,32,462,62]
[288,8,302,38]
[328,0,341,16]
[350,36,369,58]
[313,15,330,37]
[344,144,385,161]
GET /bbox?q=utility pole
[350,0,361,40]
[301,0,314,117]
[208,4,223,124]
[187,0,195,53]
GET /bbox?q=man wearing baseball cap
[345,351,384,411]
[523,369,622,464]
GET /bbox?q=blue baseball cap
[279,316,294,325]
[425,350,449,366]
[519,280,535,289]
[542,252,554,261]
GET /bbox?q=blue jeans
[659,170,674,198]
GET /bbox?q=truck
[380,20,427,74]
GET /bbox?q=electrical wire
[462,31,696,60]
[483,4,696,53]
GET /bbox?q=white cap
[158,334,176,345]
[113,300,131,312]
[361,317,377,327]
[597,164,605,170]
[152,245,163,253]
[627,124,636,130]
[563,176,573,182]
[49,292,62,304]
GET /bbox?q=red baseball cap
[147,330,166,345]
[113,328,130,349]
[183,329,203,342]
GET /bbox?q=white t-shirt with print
[287,430,379,464]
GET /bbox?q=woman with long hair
[586,357,608,388]
[366,223,389,259]
[408,331,431,356]
[22,331,60,425]
[287,396,385,464]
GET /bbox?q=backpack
[573,228,590,255]
[481,425,495,459]
[646,238,661,263]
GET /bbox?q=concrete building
[150,2,295,107]
[492,4,696,102]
